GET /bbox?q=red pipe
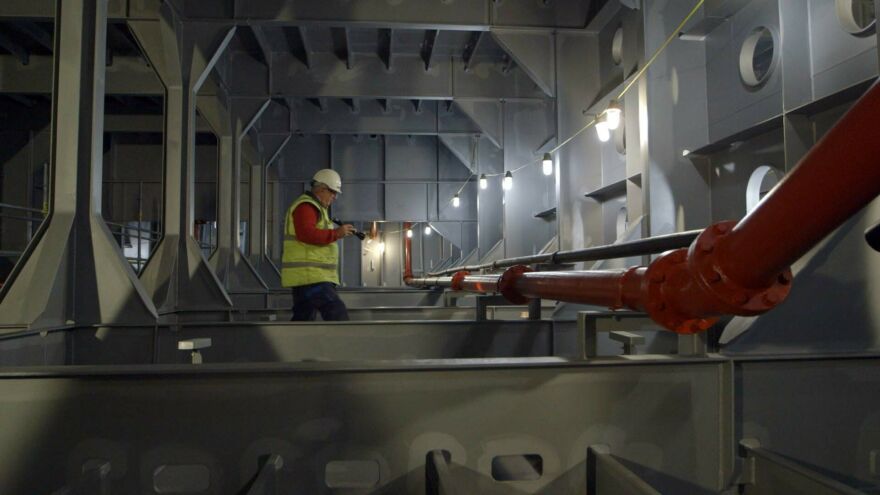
[403,222,413,282]
[406,81,880,333]
[717,81,880,288]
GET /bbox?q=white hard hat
[313,169,342,193]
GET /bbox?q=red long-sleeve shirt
[293,203,339,245]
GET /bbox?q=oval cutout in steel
[153,464,210,493]
[746,165,783,213]
[325,460,380,488]
[491,454,543,481]
[611,27,624,66]
[739,27,778,88]
[836,0,876,35]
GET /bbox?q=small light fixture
[406,228,413,238]
[502,171,513,190]
[604,99,622,130]
[542,153,553,176]
[595,113,610,142]
[424,225,432,236]
[479,174,488,189]
[378,241,386,254]
[452,194,460,207]
[681,149,692,157]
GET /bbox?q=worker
[282,169,356,321]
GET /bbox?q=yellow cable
[617,0,705,100]
[451,0,705,195]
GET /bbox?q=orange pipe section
[405,81,880,333]
[716,81,880,288]
[403,222,413,282]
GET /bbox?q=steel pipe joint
[498,265,532,304]
[450,271,470,291]
[642,221,793,334]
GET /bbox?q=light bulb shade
[406,228,413,238]
[452,194,460,207]
[542,153,553,176]
[424,225,432,235]
[502,171,513,190]
[605,100,622,130]
[595,118,611,142]
[479,174,488,189]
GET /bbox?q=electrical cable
[447,0,706,194]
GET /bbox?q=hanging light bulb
[604,99,622,130]
[406,228,413,238]
[479,174,488,189]
[595,113,610,142]
[424,225,432,236]
[452,194,460,207]
[542,153,553,176]
[378,241,386,254]
[502,171,513,190]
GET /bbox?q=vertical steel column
[248,164,264,263]
[0,0,158,330]
[253,132,291,289]
[128,9,235,315]
[205,96,269,291]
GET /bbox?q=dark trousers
[291,282,350,321]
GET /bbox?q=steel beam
[201,96,269,292]
[51,460,111,495]
[491,28,556,97]
[426,450,461,495]
[587,445,661,494]
[282,25,311,69]
[461,31,484,73]
[378,28,393,71]
[0,0,158,331]
[330,26,353,69]
[184,0,493,29]
[128,11,236,316]
[452,100,503,148]
[225,52,548,101]
[7,21,53,51]
[738,439,867,495]
[421,30,440,71]
[0,358,730,493]
[438,134,478,174]
[0,53,164,95]
[250,131,290,289]
[243,455,283,495]
[0,30,30,66]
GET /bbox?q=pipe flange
[451,271,470,291]
[688,220,792,315]
[644,248,718,334]
[497,265,532,305]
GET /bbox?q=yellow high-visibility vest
[281,193,339,287]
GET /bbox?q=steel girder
[253,127,290,289]
[199,95,270,293]
[255,52,547,101]
[1,0,592,30]
[0,0,161,20]
[171,0,591,30]
[0,357,732,493]
[127,8,235,316]
[491,28,556,98]
[0,0,158,331]
[0,54,163,95]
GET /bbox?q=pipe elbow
[641,221,793,334]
